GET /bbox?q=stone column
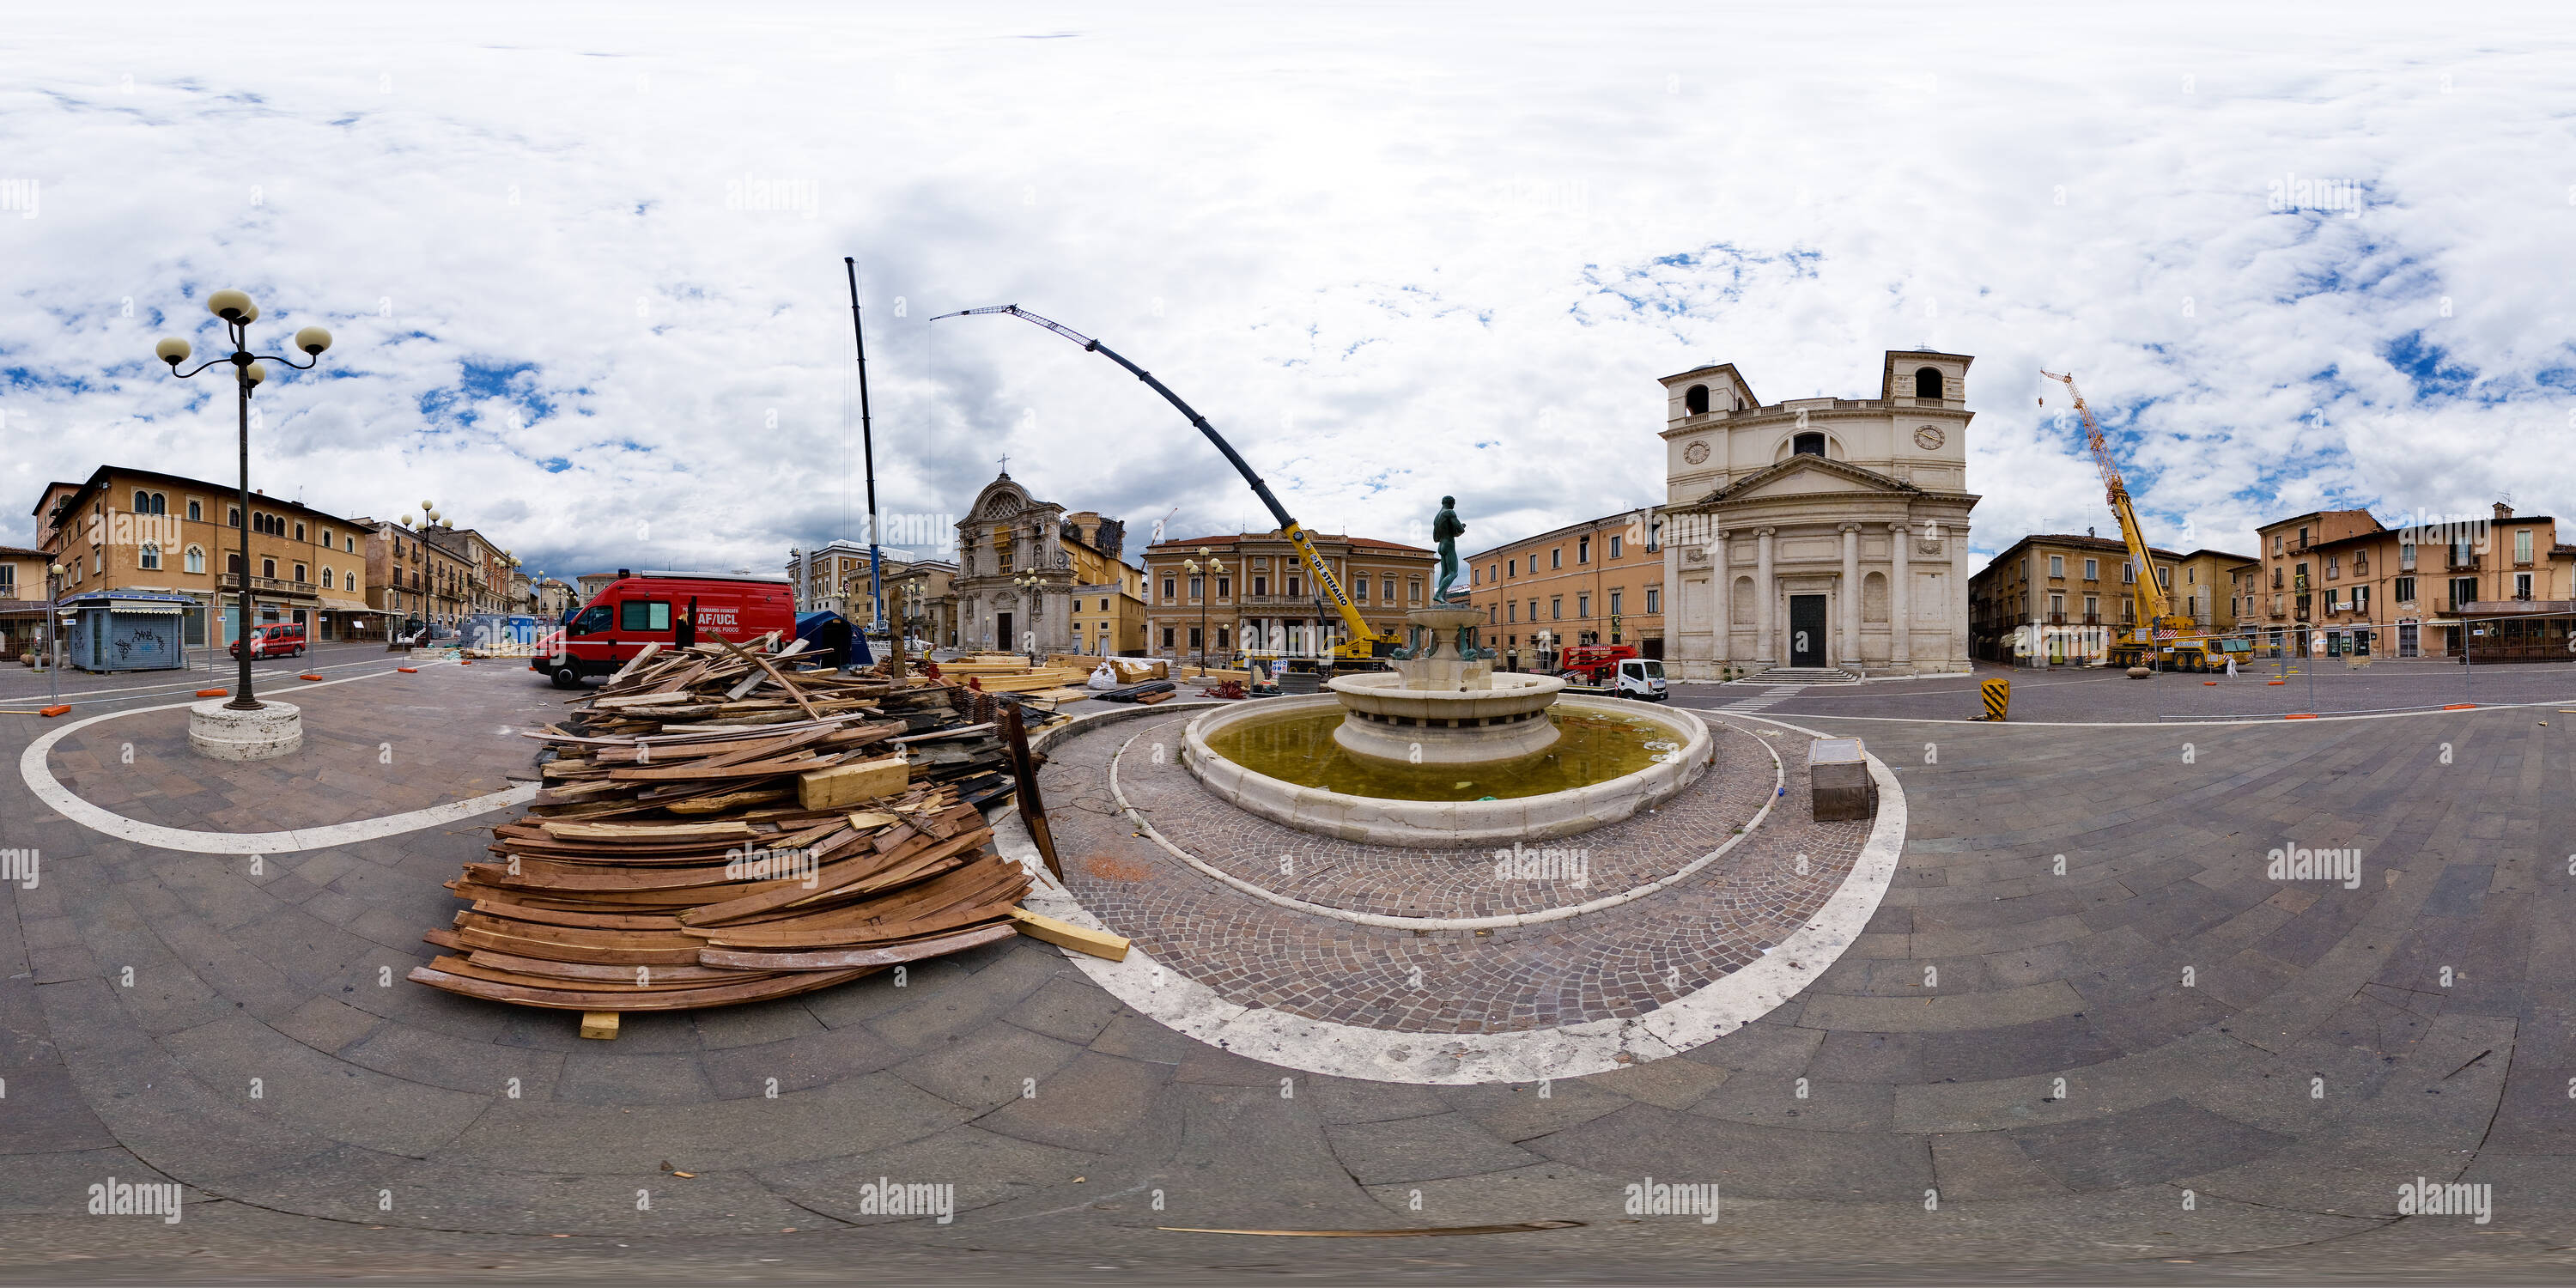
[1949,519,1972,667]
[1755,527,1777,664]
[1710,527,1730,662]
[1839,523,1862,669]
[1889,520,1912,665]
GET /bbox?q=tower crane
[932,304,1403,665]
[2041,371,2229,671]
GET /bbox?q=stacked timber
[407,639,1037,1014]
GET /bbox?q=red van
[231,622,307,660]
[535,570,796,689]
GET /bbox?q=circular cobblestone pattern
[1047,708,1872,1034]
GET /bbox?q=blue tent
[794,612,871,668]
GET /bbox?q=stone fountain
[1327,604,1566,764]
[1179,496,1712,848]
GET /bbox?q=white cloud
[0,3,2569,581]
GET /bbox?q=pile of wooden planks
[407,639,1048,1018]
[935,655,1091,695]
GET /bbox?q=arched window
[322,568,335,589]
[1684,384,1710,416]
[1793,432,1826,457]
[150,492,167,514]
[227,552,242,575]
[185,545,205,574]
[138,543,161,570]
[1913,367,1942,399]
[187,498,202,521]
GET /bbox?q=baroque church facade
[951,472,1134,656]
[1656,350,1980,679]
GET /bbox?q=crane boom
[931,304,1398,659]
[2042,370,2172,627]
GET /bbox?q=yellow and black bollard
[1978,677,2010,721]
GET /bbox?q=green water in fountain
[1200,706,1683,801]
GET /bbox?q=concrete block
[1809,736,1876,822]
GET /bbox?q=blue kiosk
[62,591,193,672]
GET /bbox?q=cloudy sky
[3,3,2571,582]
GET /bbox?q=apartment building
[1971,533,2184,665]
[1066,581,1149,656]
[1465,509,1665,671]
[361,519,477,636]
[0,544,48,657]
[2251,502,2576,659]
[887,558,960,647]
[31,466,378,649]
[1140,531,1432,662]
[422,526,517,621]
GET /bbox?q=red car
[231,622,307,659]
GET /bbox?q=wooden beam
[796,756,910,810]
[720,635,823,720]
[1002,702,1061,881]
[1009,907,1128,960]
[604,642,663,686]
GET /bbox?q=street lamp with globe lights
[1182,548,1225,676]
[45,562,64,707]
[155,289,330,715]
[1012,572,1048,661]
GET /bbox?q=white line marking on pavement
[994,708,1904,1085]
[18,663,538,854]
[1776,695,2576,727]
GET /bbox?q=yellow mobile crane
[933,305,1404,665]
[2041,371,2239,671]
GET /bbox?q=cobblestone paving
[1105,713,1778,918]
[1049,708,1863,1031]
[3,671,2574,1282]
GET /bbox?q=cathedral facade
[1656,351,1981,679]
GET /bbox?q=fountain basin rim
[1182,693,1712,848]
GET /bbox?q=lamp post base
[188,698,302,761]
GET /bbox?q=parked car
[230,622,307,660]
[533,570,796,689]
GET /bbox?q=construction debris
[405,639,1096,1022]
[1090,679,1179,704]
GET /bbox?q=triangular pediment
[1703,454,1920,506]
